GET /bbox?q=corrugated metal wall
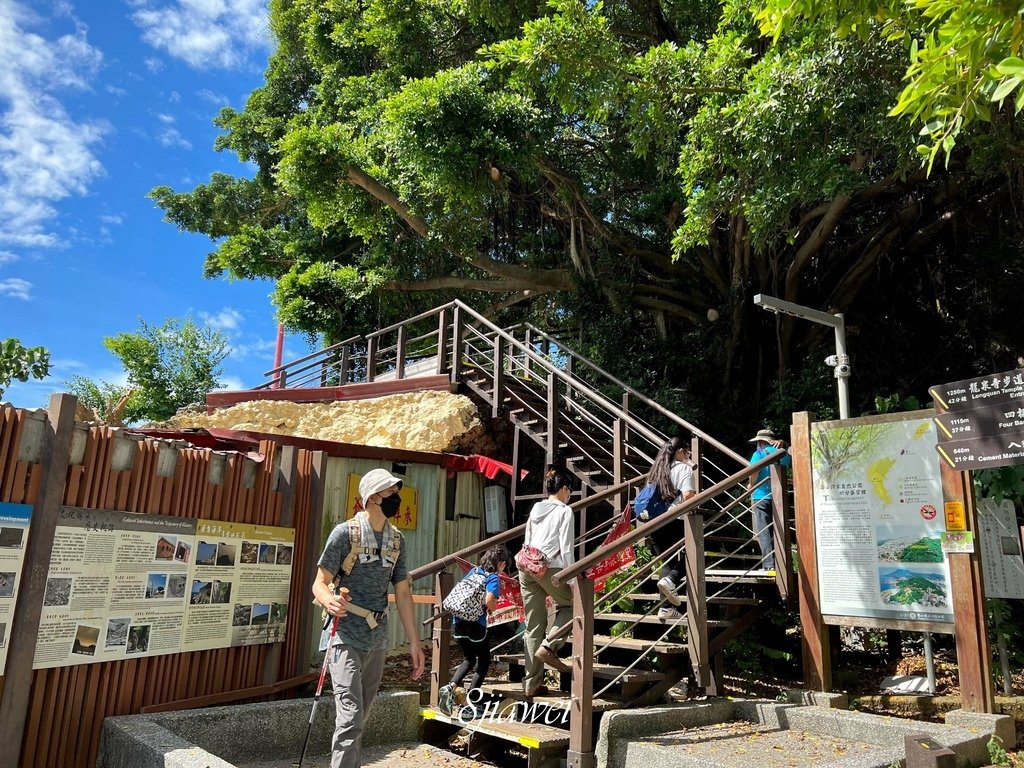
[0,401,317,768]
[318,457,451,652]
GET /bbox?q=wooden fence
[0,395,324,768]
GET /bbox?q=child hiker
[438,543,509,717]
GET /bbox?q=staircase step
[593,612,730,628]
[704,551,763,560]
[593,633,688,654]
[479,682,624,711]
[422,706,570,747]
[494,655,666,682]
[645,571,776,585]
[619,593,759,605]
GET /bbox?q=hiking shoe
[658,605,682,621]
[438,684,455,716]
[657,576,681,606]
[535,645,572,674]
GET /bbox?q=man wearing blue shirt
[747,428,791,572]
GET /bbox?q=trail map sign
[0,502,31,674]
[810,413,953,626]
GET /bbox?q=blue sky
[1,0,307,409]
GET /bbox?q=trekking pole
[297,587,347,768]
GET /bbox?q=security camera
[825,354,851,377]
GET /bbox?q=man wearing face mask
[312,468,425,768]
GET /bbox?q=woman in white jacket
[518,468,575,697]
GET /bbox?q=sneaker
[658,605,682,621]
[438,683,455,716]
[657,576,682,606]
[458,704,480,721]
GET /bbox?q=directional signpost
[930,368,1024,471]
[927,367,1024,713]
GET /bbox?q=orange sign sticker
[345,473,419,531]
[944,501,966,532]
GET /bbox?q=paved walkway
[628,721,893,768]
[244,742,493,768]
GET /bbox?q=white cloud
[214,375,245,391]
[99,214,123,225]
[0,250,17,265]
[106,84,127,97]
[144,56,163,73]
[0,277,32,300]
[156,112,175,124]
[131,0,271,70]
[228,337,277,362]
[197,88,229,105]
[200,307,244,332]
[157,127,192,150]
[0,2,107,248]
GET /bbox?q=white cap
[359,468,403,504]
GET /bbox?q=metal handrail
[262,336,362,377]
[552,450,787,585]
[517,322,746,464]
[407,473,645,582]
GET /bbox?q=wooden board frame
[793,409,994,711]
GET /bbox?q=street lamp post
[753,294,851,419]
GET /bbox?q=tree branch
[384,278,537,292]
[344,164,575,291]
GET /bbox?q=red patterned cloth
[585,507,637,591]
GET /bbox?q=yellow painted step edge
[422,708,543,749]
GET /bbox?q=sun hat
[359,468,403,503]
[748,428,776,443]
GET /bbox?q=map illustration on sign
[810,414,953,624]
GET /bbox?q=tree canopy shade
[151,0,1024,437]
[754,0,1024,168]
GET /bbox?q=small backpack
[633,482,670,521]
[443,569,489,622]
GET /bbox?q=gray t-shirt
[318,520,408,651]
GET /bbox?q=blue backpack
[633,482,670,521]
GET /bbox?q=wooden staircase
[262,300,793,768]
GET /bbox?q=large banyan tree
[151,0,1024,436]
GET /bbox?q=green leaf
[995,57,1024,77]
[990,76,1021,103]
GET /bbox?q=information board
[811,414,953,626]
[33,507,294,669]
[0,502,32,674]
[977,498,1024,600]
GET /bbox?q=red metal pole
[273,323,285,389]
